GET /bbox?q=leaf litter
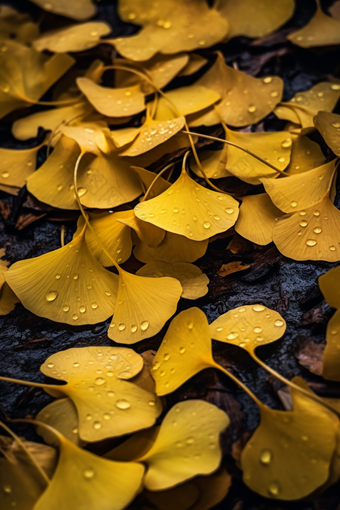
[0,0,340,508]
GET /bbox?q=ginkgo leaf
[131,166,171,198]
[286,135,326,174]
[138,400,229,490]
[288,6,340,48]
[111,0,228,61]
[190,150,229,180]
[134,231,209,264]
[0,436,53,510]
[61,122,115,156]
[152,308,216,396]
[219,128,292,185]
[0,8,39,44]
[12,102,92,140]
[261,159,337,213]
[0,282,19,316]
[111,126,141,148]
[77,78,145,117]
[75,212,132,267]
[116,210,165,247]
[274,82,340,133]
[155,85,221,120]
[108,269,182,344]
[0,143,42,188]
[218,0,295,39]
[34,22,111,53]
[35,433,144,510]
[235,194,283,246]
[210,304,286,353]
[272,196,340,262]
[241,400,338,500]
[319,266,340,382]
[114,54,189,91]
[134,168,239,241]
[27,136,142,210]
[39,346,162,441]
[30,0,96,20]
[145,480,200,510]
[120,116,186,156]
[191,53,283,127]
[178,54,208,77]
[5,225,119,326]
[136,262,209,300]
[37,398,85,447]
[190,468,232,510]
[314,111,340,157]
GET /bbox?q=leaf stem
[217,364,264,409]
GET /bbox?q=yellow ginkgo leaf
[288,6,340,47]
[155,85,221,120]
[37,398,85,447]
[111,0,228,61]
[30,0,96,20]
[178,54,208,77]
[235,194,283,245]
[0,248,9,290]
[12,102,92,140]
[75,212,132,267]
[0,143,43,188]
[61,122,115,156]
[210,304,286,353]
[134,231,209,264]
[145,480,199,510]
[190,150,229,180]
[219,129,292,185]
[38,346,162,441]
[35,433,144,510]
[319,266,340,382]
[131,166,171,198]
[0,435,53,510]
[241,400,338,500]
[120,116,186,156]
[314,111,340,157]
[5,225,119,326]
[261,159,337,213]
[218,0,295,39]
[274,82,340,133]
[152,308,216,396]
[77,78,145,117]
[286,134,326,174]
[114,54,189,91]
[136,261,209,300]
[192,53,283,127]
[108,268,182,344]
[134,168,239,241]
[138,400,229,490]
[116,210,165,247]
[111,126,141,148]
[34,22,111,53]
[272,195,340,262]
[0,282,19,316]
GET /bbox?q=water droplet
[227,332,239,340]
[91,302,98,310]
[248,105,256,113]
[3,484,12,494]
[79,306,86,313]
[141,320,149,331]
[93,421,102,430]
[254,327,262,333]
[1,172,9,178]
[148,400,156,406]
[47,363,54,369]
[263,77,272,84]
[188,322,194,330]
[332,121,340,128]
[73,274,79,280]
[271,91,279,97]
[118,323,126,331]
[260,449,272,465]
[216,326,224,332]
[290,201,297,208]
[267,481,280,497]
[95,377,105,386]
[281,138,292,148]
[331,84,340,90]
[253,305,265,312]
[179,346,186,354]
[299,221,308,227]
[329,245,336,251]
[77,188,87,197]
[274,320,284,327]
[313,211,320,217]
[73,314,79,321]
[116,399,131,410]
[313,227,322,234]
[131,324,138,333]
[63,305,70,312]
[278,157,285,163]
[164,353,171,361]
[186,437,195,445]
[225,208,234,214]
[306,239,317,247]
[46,291,58,302]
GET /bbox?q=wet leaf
[134,168,239,241]
[111,0,228,61]
[314,111,340,157]
[30,0,96,20]
[191,53,283,127]
[34,22,111,53]
[108,268,182,344]
[210,304,286,353]
[77,78,145,117]
[116,209,165,247]
[286,135,326,175]
[235,193,283,245]
[288,6,340,48]
[37,398,85,447]
[136,261,209,300]
[5,225,119,326]
[261,159,337,213]
[155,85,221,120]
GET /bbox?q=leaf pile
[1,0,340,509]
